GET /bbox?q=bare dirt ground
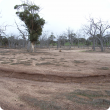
[0,47,110,110]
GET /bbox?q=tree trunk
[27,41,31,52]
[31,42,34,52]
[108,38,110,48]
[100,41,104,52]
[64,39,65,48]
[92,37,95,51]
[57,41,58,50]
[78,39,79,48]
[69,40,71,49]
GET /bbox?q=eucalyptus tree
[14,2,45,52]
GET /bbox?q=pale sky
[0,0,110,36]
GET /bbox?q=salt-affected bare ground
[0,48,110,110]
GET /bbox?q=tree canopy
[14,3,45,43]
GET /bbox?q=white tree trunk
[31,42,34,52]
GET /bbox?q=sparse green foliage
[14,3,45,42]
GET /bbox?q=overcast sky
[0,0,110,36]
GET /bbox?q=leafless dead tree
[83,17,110,52]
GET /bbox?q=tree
[48,32,56,47]
[0,12,12,38]
[83,17,110,52]
[104,33,110,48]
[14,1,45,52]
[39,31,49,48]
[15,21,27,40]
[2,37,8,47]
[66,28,76,49]
[94,19,110,52]
[7,35,18,48]
[58,34,67,47]
[0,35,8,47]
[76,29,82,48]
[83,18,97,51]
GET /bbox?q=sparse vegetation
[1,61,11,64]
[11,63,20,65]
[36,62,52,65]
[97,67,109,70]
[73,60,86,63]
[31,58,37,60]
[0,48,110,110]
[20,95,62,110]
[66,89,110,107]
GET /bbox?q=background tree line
[0,1,110,52]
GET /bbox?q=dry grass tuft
[36,62,52,65]
[97,67,109,70]
[73,60,85,63]
[19,95,62,110]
